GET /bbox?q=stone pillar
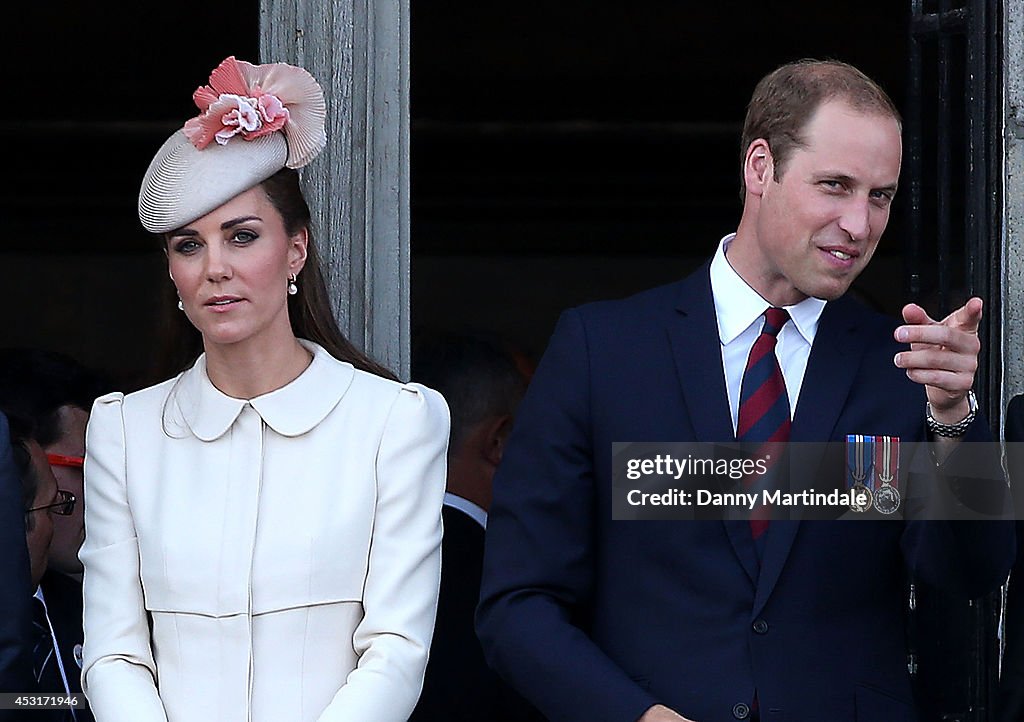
[1002,0,1024,425]
[260,0,411,379]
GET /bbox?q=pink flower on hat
[181,55,327,169]
[203,94,260,145]
[253,92,289,136]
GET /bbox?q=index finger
[896,323,980,352]
[940,296,983,334]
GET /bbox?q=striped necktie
[736,307,792,541]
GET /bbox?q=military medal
[846,434,874,512]
[873,435,901,515]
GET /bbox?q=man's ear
[743,138,774,198]
[482,415,514,467]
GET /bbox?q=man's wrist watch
[926,390,978,437]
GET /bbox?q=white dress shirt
[33,585,76,720]
[709,234,828,434]
[442,492,487,529]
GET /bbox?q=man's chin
[801,283,850,302]
[798,263,869,302]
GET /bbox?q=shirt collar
[709,233,827,346]
[443,492,487,529]
[174,340,355,441]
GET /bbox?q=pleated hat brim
[138,130,288,234]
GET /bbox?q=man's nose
[837,197,872,242]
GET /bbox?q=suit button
[732,702,751,719]
[752,619,769,634]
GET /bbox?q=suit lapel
[666,263,734,443]
[790,296,865,443]
[666,263,759,585]
[753,297,868,614]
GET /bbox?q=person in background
[9,415,79,720]
[0,348,110,719]
[409,332,541,722]
[80,56,449,722]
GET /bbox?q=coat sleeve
[476,309,660,722]
[80,393,169,721]
[316,383,449,722]
[901,412,1015,598]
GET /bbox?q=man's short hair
[0,349,110,447]
[412,332,528,455]
[739,59,902,197]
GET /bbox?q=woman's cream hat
[138,56,327,233]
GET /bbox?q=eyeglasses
[46,453,84,469]
[27,490,76,516]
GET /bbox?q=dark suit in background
[410,332,542,721]
[411,504,543,722]
[0,410,33,703]
[39,571,93,722]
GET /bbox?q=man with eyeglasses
[8,418,79,720]
[0,350,108,722]
[19,436,68,587]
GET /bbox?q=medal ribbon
[874,435,899,489]
[846,435,875,488]
[846,435,857,490]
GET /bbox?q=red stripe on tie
[737,308,792,544]
[736,381,787,438]
[745,340,774,368]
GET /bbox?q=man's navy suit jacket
[477,264,1014,722]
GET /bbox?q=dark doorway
[410,1,911,360]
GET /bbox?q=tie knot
[762,307,790,337]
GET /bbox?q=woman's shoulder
[85,375,188,449]
[342,361,445,410]
[89,374,185,423]
[90,376,179,407]
[309,341,441,402]
[312,352,447,434]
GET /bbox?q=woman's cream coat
[80,342,449,722]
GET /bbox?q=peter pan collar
[174,340,355,441]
